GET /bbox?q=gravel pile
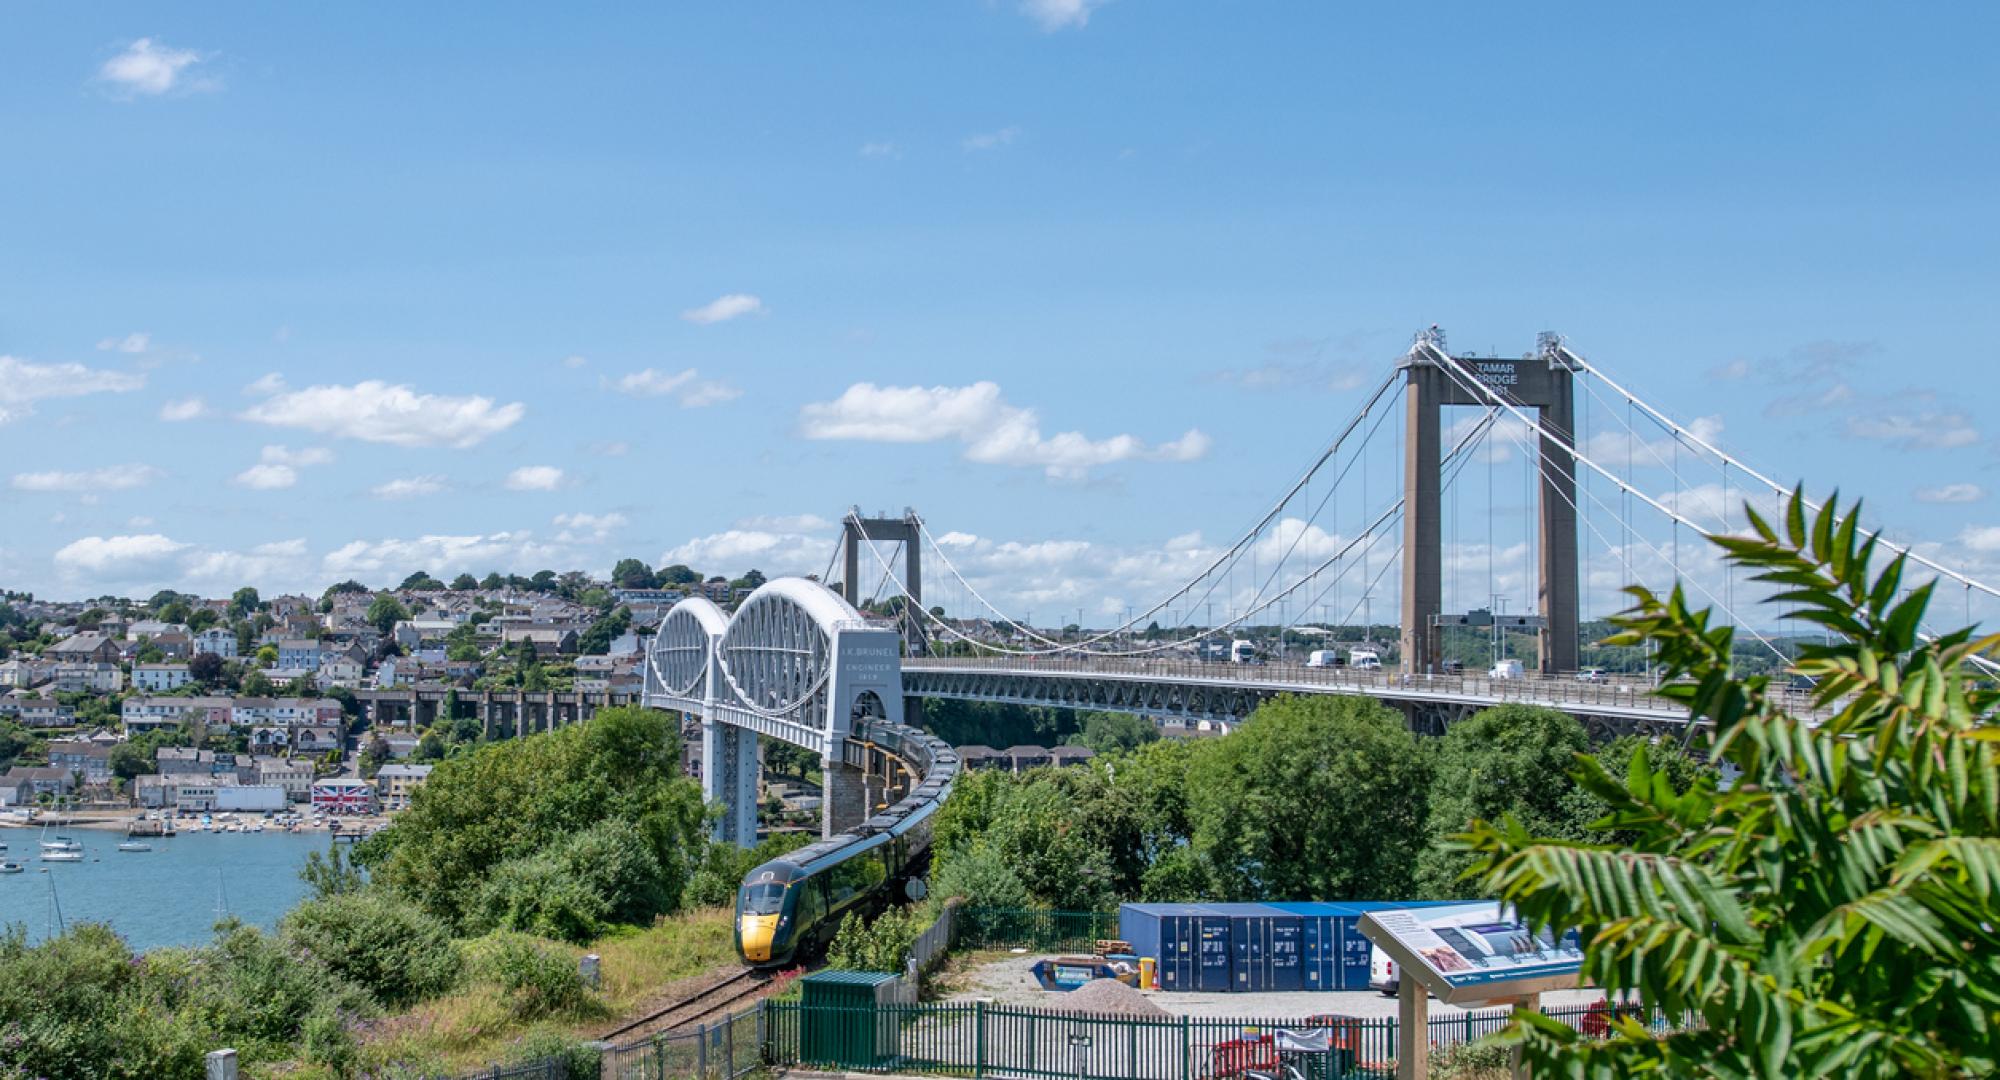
[1059,978,1169,1017]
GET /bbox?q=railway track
[598,966,781,1044]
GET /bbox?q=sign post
[1358,903,1585,1080]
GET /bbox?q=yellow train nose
[740,914,779,962]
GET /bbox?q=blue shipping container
[1203,903,1304,993]
[1120,904,1233,992]
[1271,901,1458,992]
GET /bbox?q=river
[0,829,332,952]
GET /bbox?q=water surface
[0,828,331,952]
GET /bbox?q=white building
[52,663,125,694]
[193,627,239,659]
[132,663,193,692]
[123,696,235,734]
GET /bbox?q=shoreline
[1,810,394,834]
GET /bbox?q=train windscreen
[740,882,786,915]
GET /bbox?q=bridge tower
[1400,330,1580,676]
[839,509,929,657]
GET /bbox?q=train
[736,721,958,966]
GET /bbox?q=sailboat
[39,820,83,862]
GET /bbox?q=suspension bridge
[647,328,1999,845]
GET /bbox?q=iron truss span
[898,656,1822,738]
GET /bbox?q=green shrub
[825,905,927,973]
[462,932,600,1021]
[930,844,1030,909]
[282,890,463,1008]
[469,819,677,943]
[1429,1039,1513,1079]
[505,1029,605,1076]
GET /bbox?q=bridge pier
[822,758,870,838]
[703,719,760,847]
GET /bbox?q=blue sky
[3,3,1998,626]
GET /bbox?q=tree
[480,572,505,590]
[763,740,814,780]
[189,651,225,684]
[254,644,278,667]
[355,706,707,931]
[1413,705,1593,898]
[1065,712,1160,755]
[529,570,557,592]
[657,564,699,586]
[230,587,261,618]
[187,608,220,632]
[108,742,152,781]
[134,640,166,664]
[450,573,479,591]
[298,840,367,899]
[399,571,445,592]
[579,605,631,656]
[444,622,482,662]
[366,595,409,635]
[730,569,768,592]
[1188,694,1431,900]
[241,669,275,698]
[611,558,657,589]
[1460,492,2000,1078]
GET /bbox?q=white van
[1490,658,1525,679]
[1230,639,1257,664]
[1306,649,1339,667]
[1349,649,1382,671]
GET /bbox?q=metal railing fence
[600,1006,761,1080]
[758,998,1696,1079]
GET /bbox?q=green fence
[760,998,1690,1079]
[955,908,1122,953]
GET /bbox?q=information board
[1360,902,1582,1002]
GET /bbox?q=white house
[123,695,235,734]
[131,663,193,692]
[52,663,125,694]
[193,627,239,659]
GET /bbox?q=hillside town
[0,563,772,821]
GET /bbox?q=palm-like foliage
[1457,491,2000,1079]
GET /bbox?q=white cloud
[609,367,741,407]
[322,532,562,580]
[53,534,190,578]
[662,528,831,575]
[240,380,526,448]
[1020,0,1106,31]
[232,445,333,490]
[159,396,208,421]
[962,126,1021,152]
[234,464,297,490]
[371,476,449,500]
[680,294,764,325]
[562,355,588,369]
[859,141,901,159]
[553,512,628,543]
[260,444,334,467]
[1844,412,1979,451]
[0,355,146,424]
[1916,483,1984,505]
[1706,358,1751,381]
[244,372,288,396]
[798,381,1209,480]
[98,38,210,97]
[12,464,164,493]
[1955,526,2000,559]
[97,332,152,354]
[505,465,566,492]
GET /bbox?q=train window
[798,877,825,926]
[740,882,785,915]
